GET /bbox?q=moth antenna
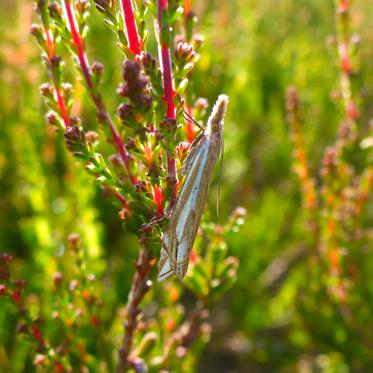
[177,94,206,131]
[182,109,204,131]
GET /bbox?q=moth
[158,95,229,281]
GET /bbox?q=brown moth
[158,95,229,281]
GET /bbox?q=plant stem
[116,248,155,373]
[43,24,70,128]
[157,0,177,207]
[120,0,142,56]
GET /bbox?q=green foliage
[0,0,372,372]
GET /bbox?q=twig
[120,0,142,56]
[116,248,155,373]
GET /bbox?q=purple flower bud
[48,2,62,19]
[40,83,54,98]
[123,60,141,81]
[91,61,104,76]
[85,130,99,143]
[137,52,156,70]
[45,111,58,126]
[118,103,133,120]
[30,23,43,38]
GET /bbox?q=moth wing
[158,247,175,281]
[181,133,206,175]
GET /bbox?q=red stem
[161,44,176,119]
[120,0,142,56]
[159,0,168,9]
[63,0,137,185]
[157,1,177,206]
[116,248,154,372]
[44,28,70,128]
[184,0,192,16]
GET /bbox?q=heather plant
[1,0,373,372]
[1,0,240,372]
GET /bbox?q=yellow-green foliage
[0,1,372,372]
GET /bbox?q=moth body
[158,95,229,281]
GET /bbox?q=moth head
[207,94,229,136]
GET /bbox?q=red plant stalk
[160,45,176,119]
[184,0,192,16]
[157,0,177,206]
[62,0,137,185]
[43,26,70,128]
[116,248,155,373]
[120,0,142,56]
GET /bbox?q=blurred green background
[1,0,372,372]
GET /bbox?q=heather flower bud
[45,111,58,126]
[48,2,62,19]
[94,0,113,12]
[123,60,141,81]
[51,55,62,69]
[67,233,81,250]
[120,60,152,109]
[76,0,90,13]
[61,82,73,95]
[137,52,156,70]
[117,83,130,97]
[64,126,86,153]
[118,103,133,120]
[126,137,137,150]
[194,97,208,111]
[91,61,104,76]
[40,83,54,98]
[193,34,204,49]
[141,95,153,109]
[69,116,81,126]
[30,23,43,38]
[175,42,195,61]
[85,131,99,143]
[109,154,123,167]
[135,181,149,193]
